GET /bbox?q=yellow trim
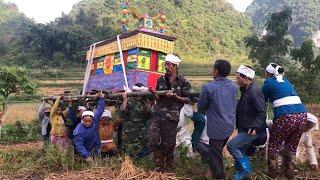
[86,33,175,59]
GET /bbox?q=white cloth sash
[101,139,113,144]
[273,96,302,108]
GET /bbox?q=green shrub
[0,119,40,143]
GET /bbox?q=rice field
[5,103,39,124]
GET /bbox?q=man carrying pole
[148,54,191,172]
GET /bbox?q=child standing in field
[38,100,52,142]
[50,96,68,151]
[74,92,105,162]
[99,110,123,157]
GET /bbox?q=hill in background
[0,0,252,68]
[246,0,320,46]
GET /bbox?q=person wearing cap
[296,113,319,170]
[149,53,191,172]
[119,84,153,158]
[73,92,105,161]
[262,63,307,179]
[198,59,237,179]
[38,100,52,143]
[99,109,123,158]
[227,65,267,180]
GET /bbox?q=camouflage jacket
[155,74,191,121]
[119,98,152,144]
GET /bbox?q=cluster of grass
[0,119,319,179]
[0,119,40,143]
[1,142,318,179]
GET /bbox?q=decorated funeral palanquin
[84,29,177,93]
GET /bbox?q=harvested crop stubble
[145,172,189,180]
[0,141,43,150]
[45,167,117,180]
[117,156,188,180]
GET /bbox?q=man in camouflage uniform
[119,84,153,158]
[149,54,191,172]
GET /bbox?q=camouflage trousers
[148,115,178,172]
[125,142,150,158]
[125,135,150,158]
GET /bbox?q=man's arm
[93,94,106,125]
[250,89,267,130]
[50,96,61,122]
[38,101,46,120]
[261,82,270,102]
[74,133,90,159]
[198,85,209,113]
[175,79,191,103]
[67,106,78,124]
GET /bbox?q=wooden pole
[42,91,199,101]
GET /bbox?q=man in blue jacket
[73,92,105,162]
[198,59,237,179]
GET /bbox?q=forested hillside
[0,0,252,68]
[246,0,320,46]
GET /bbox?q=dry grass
[39,87,72,96]
[0,141,43,151]
[46,167,118,180]
[45,156,184,180]
[4,103,39,125]
[39,80,83,85]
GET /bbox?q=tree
[291,39,318,72]
[289,39,320,103]
[0,66,37,125]
[246,0,320,46]
[0,37,7,56]
[244,8,293,72]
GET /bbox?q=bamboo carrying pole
[42,91,199,101]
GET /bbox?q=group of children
[38,90,151,162]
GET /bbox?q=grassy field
[0,138,319,179]
[5,103,39,125]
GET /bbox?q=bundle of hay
[117,156,145,179]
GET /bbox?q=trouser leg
[208,138,228,179]
[148,115,164,172]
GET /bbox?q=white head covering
[100,110,112,119]
[82,111,94,118]
[78,106,86,111]
[307,113,319,131]
[266,63,284,82]
[237,65,255,79]
[132,84,148,91]
[165,54,181,67]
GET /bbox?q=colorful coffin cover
[86,48,165,92]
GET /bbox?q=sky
[4,0,254,24]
